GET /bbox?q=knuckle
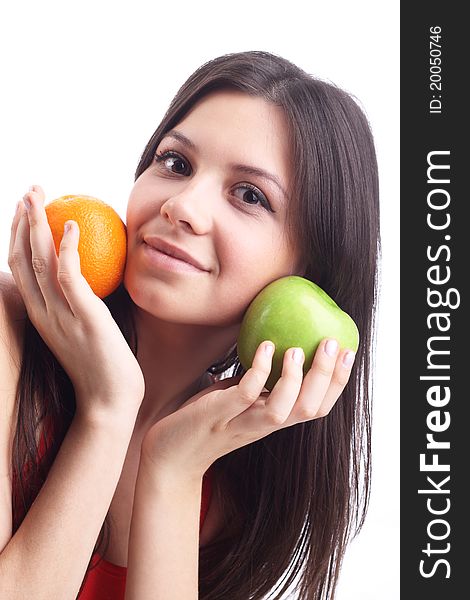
[315,407,331,419]
[31,257,48,275]
[251,357,271,377]
[247,366,270,389]
[333,371,350,388]
[8,252,23,269]
[282,368,303,384]
[296,406,317,421]
[254,369,270,389]
[265,410,285,426]
[60,235,74,249]
[27,213,40,228]
[257,363,272,378]
[313,361,334,378]
[237,385,258,406]
[57,269,74,287]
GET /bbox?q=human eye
[232,183,275,213]
[154,150,192,176]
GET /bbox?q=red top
[34,418,214,600]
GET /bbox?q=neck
[132,305,240,433]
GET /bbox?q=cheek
[216,228,295,299]
[126,191,158,239]
[221,226,294,275]
[126,188,142,229]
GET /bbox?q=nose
[160,177,214,235]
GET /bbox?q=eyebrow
[162,129,288,200]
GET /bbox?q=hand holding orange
[45,195,127,298]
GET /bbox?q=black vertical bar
[401,3,467,599]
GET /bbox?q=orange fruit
[45,195,127,299]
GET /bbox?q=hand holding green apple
[237,276,359,392]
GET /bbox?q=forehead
[173,90,291,181]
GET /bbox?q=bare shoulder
[0,271,27,368]
[0,271,27,455]
[0,272,27,452]
[0,270,27,320]
[0,272,27,552]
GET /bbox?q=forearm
[125,457,203,600]
[0,407,137,599]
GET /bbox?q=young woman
[0,51,380,599]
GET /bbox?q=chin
[123,268,245,328]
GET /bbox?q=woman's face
[125,89,303,327]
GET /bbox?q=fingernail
[64,222,72,234]
[24,196,32,211]
[342,351,355,368]
[264,342,275,357]
[292,348,304,364]
[325,339,338,357]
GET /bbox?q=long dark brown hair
[12,51,380,599]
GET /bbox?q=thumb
[181,375,243,408]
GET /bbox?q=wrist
[138,446,205,493]
[75,402,139,434]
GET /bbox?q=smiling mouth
[142,242,209,274]
[143,235,210,272]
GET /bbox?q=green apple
[237,276,359,392]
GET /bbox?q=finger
[24,188,64,309]
[260,346,305,425]
[8,200,23,259]
[313,348,356,418]
[219,341,275,422]
[56,219,97,315]
[179,374,243,409]
[9,199,47,316]
[280,338,340,426]
[29,184,46,200]
[226,345,304,436]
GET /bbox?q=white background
[0,1,399,598]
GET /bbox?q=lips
[143,235,209,272]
